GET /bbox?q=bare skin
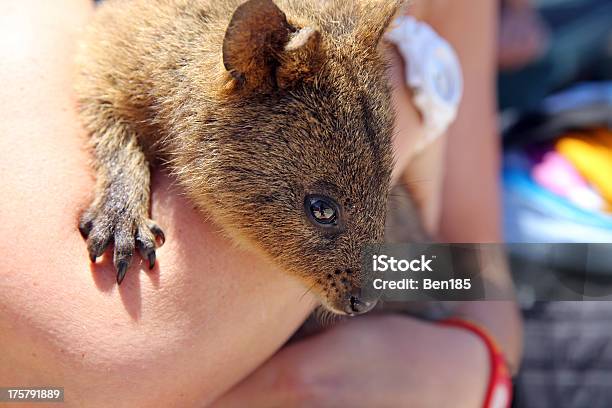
[0,0,521,407]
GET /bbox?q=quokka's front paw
[79,200,165,284]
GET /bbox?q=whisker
[299,282,317,302]
[314,307,346,328]
[395,178,434,190]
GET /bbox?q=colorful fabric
[556,128,612,209]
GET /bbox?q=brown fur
[76,0,407,315]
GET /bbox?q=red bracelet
[440,318,512,408]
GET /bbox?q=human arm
[0,1,316,406]
[418,0,523,373]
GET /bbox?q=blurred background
[496,0,612,406]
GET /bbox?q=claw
[137,231,157,270]
[90,253,97,264]
[79,223,91,239]
[79,212,93,239]
[116,260,128,285]
[149,223,165,247]
[147,251,156,270]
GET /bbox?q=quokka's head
[201,0,403,315]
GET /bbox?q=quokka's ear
[356,0,406,47]
[276,27,322,89]
[223,0,322,92]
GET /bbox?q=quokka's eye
[305,195,339,226]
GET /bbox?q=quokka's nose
[345,288,377,315]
